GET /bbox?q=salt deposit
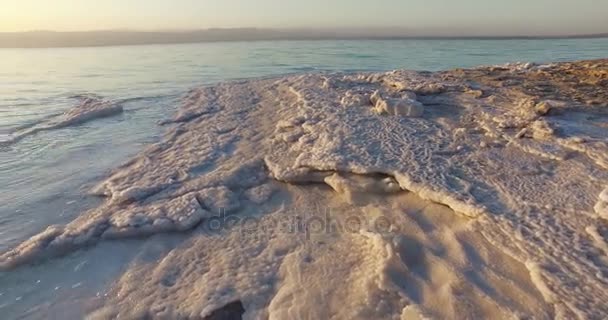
[3,60,608,319]
[596,187,608,220]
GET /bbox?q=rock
[535,101,553,116]
[518,98,538,110]
[586,99,603,106]
[321,78,333,90]
[401,91,418,100]
[374,97,424,117]
[198,186,241,214]
[370,90,382,105]
[175,210,205,231]
[341,92,370,108]
[202,300,246,320]
[414,82,446,95]
[466,89,484,98]
[596,187,608,220]
[530,120,555,140]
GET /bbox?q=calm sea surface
[1,38,607,251]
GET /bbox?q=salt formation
[324,173,401,205]
[0,96,123,146]
[373,96,424,117]
[3,60,608,319]
[58,96,124,127]
[596,187,608,220]
[369,90,424,117]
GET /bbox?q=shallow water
[1,38,608,318]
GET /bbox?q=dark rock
[203,301,245,320]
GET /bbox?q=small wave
[117,94,173,104]
[67,93,105,101]
[10,113,63,131]
[0,133,12,145]
[0,96,124,147]
[467,52,493,57]
[341,53,377,59]
[291,66,318,72]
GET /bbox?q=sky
[1,0,608,36]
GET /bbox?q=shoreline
[2,58,607,319]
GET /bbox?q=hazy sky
[2,0,607,35]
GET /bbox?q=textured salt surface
[0,96,124,147]
[596,187,608,220]
[3,60,608,319]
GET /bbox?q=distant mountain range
[1,28,607,48]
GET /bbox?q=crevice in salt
[202,300,245,320]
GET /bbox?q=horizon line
[1,28,607,49]
[3,27,608,36]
